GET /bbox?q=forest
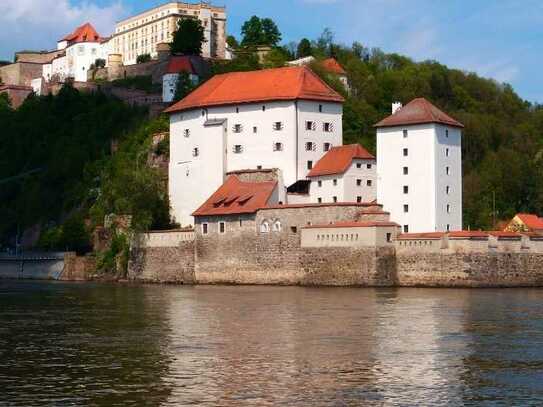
[2,19,543,252]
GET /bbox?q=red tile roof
[515,213,543,230]
[61,23,101,44]
[448,231,488,239]
[488,231,522,239]
[374,98,464,129]
[166,56,196,75]
[164,66,344,113]
[397,232,446,240]
[304,221,399,229]
[321,58,347,75]
[192,175,277,216]
[263,202,381,210]
[307,144,374,177]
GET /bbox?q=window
[239,219,243,227]
[323,122,333,132]
[236,107,239,113]
[447,224,450,232]
[403,148,408,157]
[262,105,266,111]
[404,185,409,194]
[445,148,450,157]
[356,163,362,169]
[233,145,243,154]
[403,167,408,175]
[251,126,257,134]
[367,164,372,169]
[273,142,283,151]
[202,223,208,235]
[323,142,331,152]
[219,222,225,234]
[367,180,372,187]
[183,129,190,137]
[273,122,284,130]
[260,221,270,233]
[319,104,323,112]
[333,196,338,203]
[446,166,450,175]
[291,226,298,233]
[403,204,409,213]
[272,221,282,232]
[233,124,242,133]
[306,121,315,130]
[333,179,338,186]
[386,233,392,243]
[305,142,315,151]
[403,129,408,138]
[317,197,322,203]
[446,129,449,138]
[307,160,313,170]
[403,225,409,233]
[446,186,450,194]
[192,147,199,157]
[318,180,322,187]
[447,204,451,213]
[357,179,362,186]
[357,196,362,203]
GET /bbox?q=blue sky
[1,0,542,103]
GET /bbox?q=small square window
[262,105,266,111]
[403,167,408,175]
[318,180,322,187]
[253,126,258,134]
[291,226,298,233]
[403,204,409,213]
[356,179,362,186]
[446,148,449,157]
[367,180,372,187]
[202,223,208,234]
[233,124,242,133]
[183,129,190,137]
[305,142,315,151]
[357,196,362,203]
[446,166,450,175]
[219,222,225,234]
[317,197,322,203]
[323,122,333,132]
[307,160,313,170]
[367,164,372,169]
[403,225,409,233]
[403,185,409,194]
[446,186,450,194]
[447,204,451,213]
[386,233,392,242]
[446,224,450,232]
[319,104,323,112]
[273,142,283,151]
[306,121,314,130]
[333,179,338,186]
[403,148,408,157]
[273,122,283,130]
[403,129,408,138]
[323,142,331,151]
[233,145,243,153]
[446,129,449,137]
[333,196,338,203]
[356,163,362,169]
[192,147,199,157]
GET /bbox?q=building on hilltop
[162,55,201,103]
[504,213,543,234]
[165,65,345,226]
[112,1,227,65]
[375,98,464,234]
[287,56,350,93]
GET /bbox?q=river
[1,281,543,406]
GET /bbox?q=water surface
[1,281,543,406]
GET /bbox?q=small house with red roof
[305,144,376,204]
[504,213,543,234]
[287,56,350,92]
[165,65,345,226]
[375,98,464,234]
[162,56,200,103]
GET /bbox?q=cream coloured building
[112,2,226,65]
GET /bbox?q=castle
[165,65,463,234]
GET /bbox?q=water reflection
[2,282,543,406]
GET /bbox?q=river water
[1,281,543,406]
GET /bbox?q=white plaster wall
[343,159,376,202]
[163,73,198,102]
[301,225,398,247]
[309,175,345,203]
[434,125,462,231]
[297,100,343,180]
[377,124,437,233]
[169,109,226,226]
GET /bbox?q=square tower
[375,98,463,233]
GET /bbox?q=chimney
[392,102,402,114]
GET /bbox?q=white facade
[309,158,376,204]
[43,41,105,83]
[169,100,343,226]
[376,123,462,233]
[162,72,199,103]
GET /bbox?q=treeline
[0,86,172,251]
[222,24,543,229]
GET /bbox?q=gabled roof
[192,175,277,216]
[61,23,101,44]
[164,66,344,114]
[307,144,374,177]
[374,98,464,128]
[321,58,346,75]
[166,56,196,75]
[514,213,543,230]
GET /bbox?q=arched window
[272,220,282,232]
[260,221,270,233]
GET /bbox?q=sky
[1,0,542,103]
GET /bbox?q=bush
[136,54,152,64]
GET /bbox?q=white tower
[375,98,463,233]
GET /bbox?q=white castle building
[166,66,464,231]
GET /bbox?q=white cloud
[0,0,126,59]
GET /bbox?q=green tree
[0,92,11,110]
[241,16,281,47]
[226,35,239,49]
[136,53,151,64]
[171,18,206,55]
[173,71,196,102]
[297,38,312,58]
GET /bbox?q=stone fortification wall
[395,236,543,287]
[128,230,195,284]
[0,62,43,86]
